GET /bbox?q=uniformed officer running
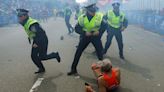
[103,1,128,59]
[67,4,107,75]
[16,9,61,74]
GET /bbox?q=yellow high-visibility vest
[107,10,125,28]
[78,12,103,32]
[23,17,38,39]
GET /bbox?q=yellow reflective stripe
[23,17,38,39]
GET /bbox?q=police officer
[16,9,61,74]
[64,5,74,34]
[103,1,128,59]
[67,4,107,75]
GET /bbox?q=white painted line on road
[29,78,44,92]
[75,76,80,79]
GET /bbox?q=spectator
[85,59,121,92]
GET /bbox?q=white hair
[97,58,113,72]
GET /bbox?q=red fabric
[102,69,119,89]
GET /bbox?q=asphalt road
[0,18,164,92]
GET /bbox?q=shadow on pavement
[79,74,97,84]
[112,87,133,92]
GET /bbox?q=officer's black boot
[119,52,125,60]
[120,55,125,60]
[67,70,77,76]
[35,68,45,74]
[67,67,77,76]
[49,52,61,63]
[56,52,61,63]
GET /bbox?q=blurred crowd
[0,0,54,26]
[126,9,164,35]
[0,0,164,35]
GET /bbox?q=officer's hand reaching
[93,31,99,36]
[32,43,38,48]
[121,26,126,32]
[86,32,92,37]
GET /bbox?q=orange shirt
[102,69,119,90]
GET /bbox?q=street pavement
[0,18,164,92]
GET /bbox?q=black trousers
[104,26,123,56]
[31,36,58,70]
[71,35,103,72]
[65,17,74,33]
